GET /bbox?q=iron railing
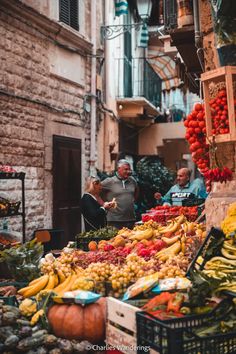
[116,57,162,108]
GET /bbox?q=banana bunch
[204,256,236,275]
[18,274,54,298]
[158,214,186,235]
[221,239,236,259]
[155,241,182,262]
[128,228,153,241]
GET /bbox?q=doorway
[53,135,82,247]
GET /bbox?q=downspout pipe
[90,1,97,175]
[193,0,205,71]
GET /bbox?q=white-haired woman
[81,176,115,232]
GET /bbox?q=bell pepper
[167,292,185,313]
[142,292,172,312]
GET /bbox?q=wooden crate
[201,66,236,143]
[106,297,156,354]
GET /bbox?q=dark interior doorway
[53,135,82,248]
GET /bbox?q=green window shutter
[59,0,79,31]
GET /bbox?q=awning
[148,45,180,91]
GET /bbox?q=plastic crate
[136,299,236,354]
[0,295,18,306]
[186,227,225,276]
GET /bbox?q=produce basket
[76,226,118,251]
[136,299,236,354]
[186,227,225,276]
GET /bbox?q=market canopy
[147,45,180,91]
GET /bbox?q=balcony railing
[116,58,162,108]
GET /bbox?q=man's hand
[154,192,162,200]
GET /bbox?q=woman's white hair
[117,159,131,168]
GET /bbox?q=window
[59,0,79,31]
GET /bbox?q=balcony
[163,0,202,91]
[116,58,161,123]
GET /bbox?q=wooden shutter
[59,0,79,31]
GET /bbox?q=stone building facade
[199,0,236,228]
[0,0,104,240]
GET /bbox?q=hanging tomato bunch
[184,102,233,193]
[184,103,210,175]
[209,89,230,135]
[204,167,233,184]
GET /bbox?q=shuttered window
[59,0,79,31]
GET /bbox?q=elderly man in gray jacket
[101,159,139,229]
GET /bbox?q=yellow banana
[53,274,59,287]
[44,274,56,290]
[155,241,181,260]
[28,274,48,287]
[161,235,180,246]
[53,275,72,293]
[57,269,66,283]
[57,274,78,296]
[159,222,179,235]
[221,248,236,260]
[129,229,153,241]
[18,275,49,297]
[223,242,236,252]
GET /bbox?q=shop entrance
[53,135,82,248]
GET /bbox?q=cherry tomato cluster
[184,103,210,175]
[209,89,230,135]
[204,167,233,184]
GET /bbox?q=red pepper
[142,292,172,312]
[167,293,185,313]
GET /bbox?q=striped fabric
[115,0,128,17]
[139,22,149,48]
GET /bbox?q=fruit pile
[184,103,210,175]
[142,205,198,223]
[17,215,206,299]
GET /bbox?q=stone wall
[0,1,103,239]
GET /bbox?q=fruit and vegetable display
[17,215,205,300]
[142,205,199,223]
[1,201,236,353]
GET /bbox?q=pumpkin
[47,298,106,343]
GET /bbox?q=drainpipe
[103,0,110,171]
[193,0,204,71]
[90,1,97,175]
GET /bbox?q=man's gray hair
[117,159,131,168]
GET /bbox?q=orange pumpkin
[47,298,106,343]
